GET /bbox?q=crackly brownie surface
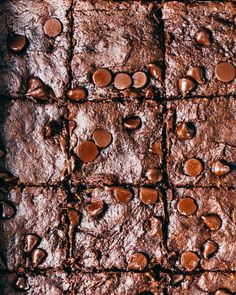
[167,97,236,187]
[0,186,68,271]
[163,1,236,98]
[71,0,164,101]
[0,100,68,185]
[69,100,164,186]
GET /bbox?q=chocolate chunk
[123,116,141,130]
[187,66,205,84]
[24,234,41,253]
[113,187,132,204]
[178,78,196,97]
[15,275,29,291]
[26,77,46,98]
[196,29,212,46]
[215,290,231,295]
[44,18,62,38]
[132,71,147,89]
[92,69,112,87]
[215,62,236,83]
[202,240,218,259]
[7,34,27,53]
[128,253,148,270]
[92,130,112,148]
[184,158,203,177]
[140,187,160,205]
[114,73,132,90]
[0,201,16,219]
[145,168,162,183]
[31,248,47,267]
[147,63,163,83]
[67,87,87,100]
[180,251,199,271]
[170,274,185,286]
[176,122,196,140]
[212,160,230,176]
[87,200,104,217]
[78,141,98,162]
[177,197,198,216]
[201,214,222,231]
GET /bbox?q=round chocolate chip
[201,214,222,231]
[123,116,141,130]
[147,63,163,83]
[15,275,29,291]
[87,200,104,217]
[186,66,205,84]
[202,240,218,259]
[67,87,87,100]
[128,253,148,270]
[114,73,132,90]
[196,29,212,46]
[44,18,62,38]
[77,141,98,163]
[145,168,162,183]
[178,77,196,98]
[132,71,147,89]
[176,122,196,140]
[0,201,16,219]
[24,234,41,253]
[31,248,47,267]
[8,34,27,53]
[113,187,133,204]
[92,69,112,87]
[215,62,236,83]
[177,197,198,216]
[180,251,199,271]
[212,160,230,176]
[140,187,160,205]
[92,130,112,148]
[184,158,203,177]
[215,290,231,295]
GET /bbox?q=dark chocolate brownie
[69,100,164,186]
[167,96,236,187]
[69,186,166,270]
[163,1,236,98]
[71,0,164,101]
[0,99,68,185]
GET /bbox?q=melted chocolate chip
[123,116,141,130]
[31,248,47,267]
[196,29,212,46]
[202,240,218,259]
[8,34,27,53]
[0,201,16,219]
[145,168,162,183]
[149,140,162,158]
[87,200,104,217]
[92,69,112,87]
[215,62,236,83]
[128,253,148,270]
[187,66,205,84]
[92,130,112,148]
[140,187,160,205]
[201,214,222,231]
[184,158,203,177]
[67,87,87,100]
[15,275,29,291]
[176,122,196,140]
[132,71,147,89]
[24,234,41,253]
[113,187,133,204]
[147,63,163,83]
[114,73,132,90]
[177,197,198,216]
[77,141,99,163]
[26,77,46,98]
[212,160,230,176]
[44,18,62,38]
[170,274,185,286]
[178,78,196,98]
[180,251,199,271]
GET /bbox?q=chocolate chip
[147,63,163,83]
[15,275,29,291]
[31,248,47,267]
[170,274,185,286]
[0,201,16,219]
[77,141,98,163]
[149,140,163,159]
[132,71,147,89]
[178,78,196,98]
[212,160,230,176]
[145,86,155,99]
[140,187,160,205]
[24,234,41,253]
[92,69,112,87]
[196,29,212,46]
[113,187,132,204]
[87,200,104,217]
[215,290,231,295]
[176,122,196,140]
[114,73,132,90]
[26,77,46,98]
[44,18,62,38]
[180,251,199,271]
[149,216,162,238]
[123,116,141,130]
[92,130,112,148]
[128,253,148,270]
[145,168,162,183]
[202,240,218,259]
[67,87,87,100]
[215,62,236,83]
[184,158,203,177]
[8,34,27,53]
[177,197,198,216]
[201,214,222,231]
[186,66,205,84]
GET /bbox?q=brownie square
[0,187,68,271]
[163,1,236,98]
[167,188,236,272]
[71,0,164,101]
[0,99,68,185]
[167,97,236,187]
[69,100,164,186]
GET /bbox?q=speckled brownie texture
[163,1,236,98]
[167,96,236,187]
[0,99,68,185]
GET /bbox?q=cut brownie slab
[71,0,164,101]
[167,188,236,272]
[163,1,236,98]
[0,99,68,185]
[167,97,236,187]
[69,100,164,186]
[0,186,68,271]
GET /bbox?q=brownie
[0,99,68,185]
[0,186,68,271]
[167,187,236,272]
[69,100,164,186]
[163,1,236,98]
[69,186,166,270]
[71,0,164,101]
[167,96,236,187]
